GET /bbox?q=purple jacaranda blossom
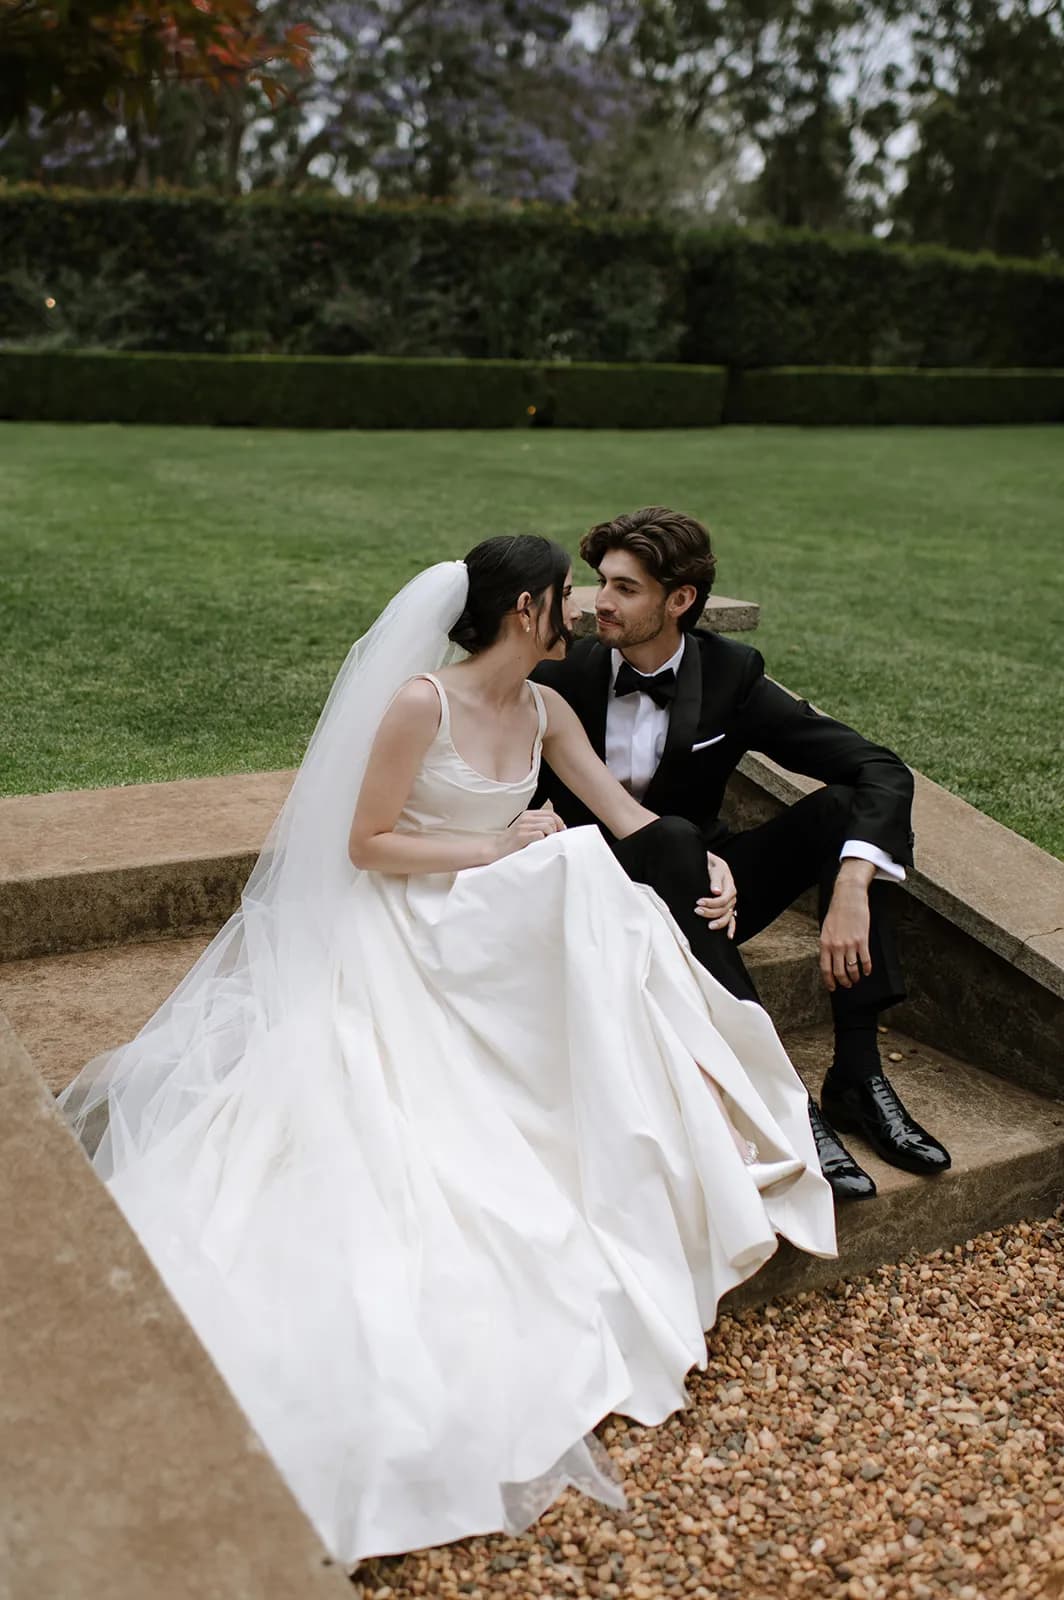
[7,0,644,200]
[295,0,644,201]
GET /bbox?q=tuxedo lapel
[642,637,703,813]
[579,642,613,759]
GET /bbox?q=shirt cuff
[840,840,907,883]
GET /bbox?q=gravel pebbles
[350,1212,1063,1600]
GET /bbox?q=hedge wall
[0,350,729,428]
[2,188,1063,370]
[725,367,1064,426]
[682,234,1064,370]
[2,349,1058,428]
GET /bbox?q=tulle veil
[59,560,472,1169]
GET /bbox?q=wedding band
[845,958,859,967]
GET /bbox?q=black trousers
[610,785,906,1019]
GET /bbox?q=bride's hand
[496,803,566,857]
[694,852,738,939]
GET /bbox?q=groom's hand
[820,859,875,990]
[695,853,738,940]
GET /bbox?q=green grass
[2,423,1062,857]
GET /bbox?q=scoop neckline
[427,674,542,788]
[442,728,540,788]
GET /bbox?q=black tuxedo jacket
[532,630,915,866]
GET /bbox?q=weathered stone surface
[0,770,291,879]
[725,1023,1064,1310]
[570,588,760,637]
[0,772,291,960]
[0,855,257,963]
[0,933,213,1095]
[0,1014,349,1600]
[891,895,1064,1103]
[743,911,830,1033]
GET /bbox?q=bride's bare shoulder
[532,682,576,733]
[380,678,444,738]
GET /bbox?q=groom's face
[593,550,670,649]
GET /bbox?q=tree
[242,0,643,202]
[628,0,907,230]
[893,0,1064,258]
[0,1,641,203]
[0,0,312,131]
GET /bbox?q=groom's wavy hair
[450,535,572,655]
[580,507,717,631]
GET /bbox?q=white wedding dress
[61,672,834,1567]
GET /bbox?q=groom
[533,506,951,1202]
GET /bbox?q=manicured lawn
[2,423,1061,857]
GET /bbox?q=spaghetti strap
[415,673,450,738]
[528,680,549,743]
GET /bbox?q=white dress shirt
[604,638,905,882]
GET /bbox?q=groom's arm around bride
[532,506,952,1204]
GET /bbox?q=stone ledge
[571,589,760,637]
[0,771,292,961]
[0,770,291,881]
[738,751,1064,1002]
[0,1014,349,1599]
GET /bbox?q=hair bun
[448,609,481,653]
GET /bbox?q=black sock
[828,1006,882,1086]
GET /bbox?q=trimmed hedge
[725,367,1064,426]
[1,349,1058,427]
[2,188,1064,370]
[682,233,1064,370]
[0,350,728,428]
[541,362,727,428]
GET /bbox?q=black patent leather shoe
[807,1098,877,1201]
[821,1072,952,1177]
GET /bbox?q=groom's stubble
[594,601,672,655]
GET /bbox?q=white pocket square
[691,734,726,751]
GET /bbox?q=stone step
[0,911,826,1099]
[0,772,292,961]
[728,1022,1064,1309]
[1,932,214,1097]
[744,911,828,1033]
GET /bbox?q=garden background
[1,0,1062,860]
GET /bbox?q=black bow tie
[613,661,677,710]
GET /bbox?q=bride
[60,534,835,1567]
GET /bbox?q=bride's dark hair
[449,535,571,655]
